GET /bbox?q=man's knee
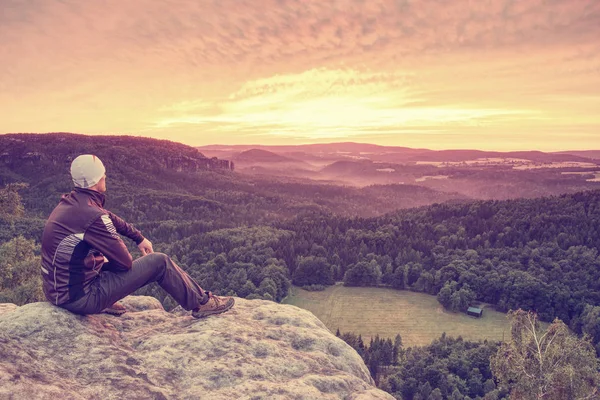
[143,252,168,261]
[140,252,170,272]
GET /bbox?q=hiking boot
[102,302,127,316]
[192,292,235,318]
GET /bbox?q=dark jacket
[41,188,144,305]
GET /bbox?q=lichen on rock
[0,296,393,399]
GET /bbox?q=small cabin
[467,307,483,318]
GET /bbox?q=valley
[199,143,600,200]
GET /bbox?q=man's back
[41,188,117,305]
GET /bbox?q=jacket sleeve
[106,210,145,245]
[84,214,133,271]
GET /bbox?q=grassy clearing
[282,284,511,347]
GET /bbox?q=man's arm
[84,214,133,271]
[106,210,144,245]
[107,211,154,255]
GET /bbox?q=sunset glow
[1,0,599,150]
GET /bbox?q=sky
[1,0,599,151]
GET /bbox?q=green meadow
[283,284,511,347]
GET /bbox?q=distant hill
[199,142,600,200]
[199,142,597,164]
[398,149,593,164]
[320,160,376,175]
[0,133,467,224]
[231,149,318,178]
[1,132,234,173]
[234,149,297,163]
[4,133,595,225]
[199,142,418,154]
[556,150,600,160]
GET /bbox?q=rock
[0,296,393,399]
[0,303,17,316]
[116,296,164,312]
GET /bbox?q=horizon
[1,1,599,151]
[2,131,600,153]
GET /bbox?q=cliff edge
[0,296,393,399]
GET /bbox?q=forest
[129,189,600,355]
[337,310,599,399]
[337,329,503,399]
[3,168,600,348]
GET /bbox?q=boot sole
[102,308,127,316]
[192,298,235,318]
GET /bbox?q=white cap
[70,154,106,188]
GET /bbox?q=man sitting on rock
[40,154,234,318]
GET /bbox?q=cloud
[152,67,537,140]
[2,0,599,74]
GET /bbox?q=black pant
[61,252,207,314]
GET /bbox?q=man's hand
[138,238,154,256]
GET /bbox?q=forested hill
[272,189,600,325]
[0,132,233,171]
[0,133,467,223]
[136,188,600,320]
[132,189,600,329]
[128,187,600,354]
[0,133,236,217]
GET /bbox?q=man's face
[97,175,107,193]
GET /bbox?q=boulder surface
[0,296,393,399]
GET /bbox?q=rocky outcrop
[0,296,393,400]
